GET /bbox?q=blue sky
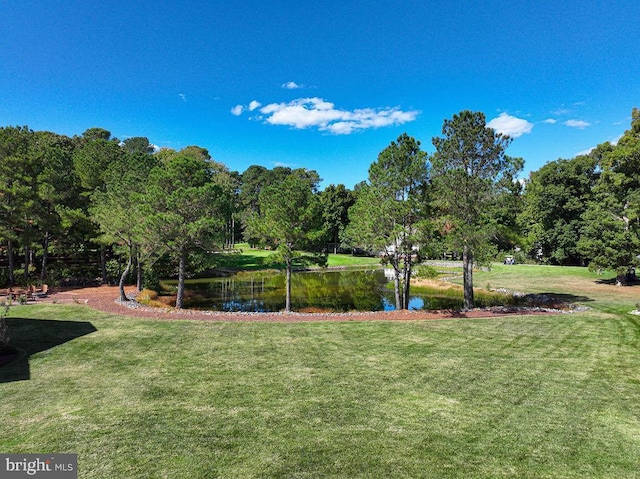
[2,0,639,188]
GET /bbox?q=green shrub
[143,268,161,291]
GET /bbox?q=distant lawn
[214,243,382,271]
[2,264,640,478]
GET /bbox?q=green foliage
[139,152,232,308]
[578,108,640,277]
[319,183,356,252]
[72,135,123,191]
[121,136,154,154]
[3,107,640,300]
[344,133,429,309]
[89,148,159,299]
[520,155,598,264]
[431,110,522,308]
[142,267,161,292]
[244,172,326,311]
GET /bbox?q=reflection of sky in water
[383,297,424,311]
[182,269,462,313]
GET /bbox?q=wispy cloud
[543,118,557,124]
[233,97,420,134]
[282,81,303,89]
[564,119,591,129]
[487,113,533,138]
[552,107,571,116]
[179,93,187,102]
[248,100,262,111]
[230,104,244,116]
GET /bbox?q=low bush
[135,289,159,303]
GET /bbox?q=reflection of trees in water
[183,269,392,312]
[351,270,386,311]
[292,270,336,310]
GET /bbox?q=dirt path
[35,285,553,323]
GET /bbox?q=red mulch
[33,285,552,323]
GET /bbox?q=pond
[176,268,464,312]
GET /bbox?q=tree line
[1,108,638,310]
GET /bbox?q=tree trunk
[393,270,402,310]
[231,215,235,249]
[24,246,29,284]
[136,248,143,291]
[389,252,402,309]
[41,232,50,282]
[176,252,186,310]
[285,257,292,312]
[7,240,15,286]
[118,246,132,302]
[402,262,412,310]
[100,245,108,284]
[462,245,474,309]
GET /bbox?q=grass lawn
[214,243,382,271]
[2,265,640,478]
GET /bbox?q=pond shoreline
[33,285,563,323]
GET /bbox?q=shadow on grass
[596,277,640,286]
[209,252,280,272]
[522,292,594,307]
[0,318,97,384]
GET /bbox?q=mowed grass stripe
[2,299,640,478]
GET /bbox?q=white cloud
[249,97,419,134]
[179,93,187,102]
[282,81,303,89]
[248,100,262,111]
[575,147,594,156]
[487,113,533,138]
[543,118,557,124]
[230,104,244,116]
[565,119,591,129]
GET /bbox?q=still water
[180,269,463,312]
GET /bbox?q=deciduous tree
[578,108,640,282]
[520,155,598,264]
[319,184,356,254]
